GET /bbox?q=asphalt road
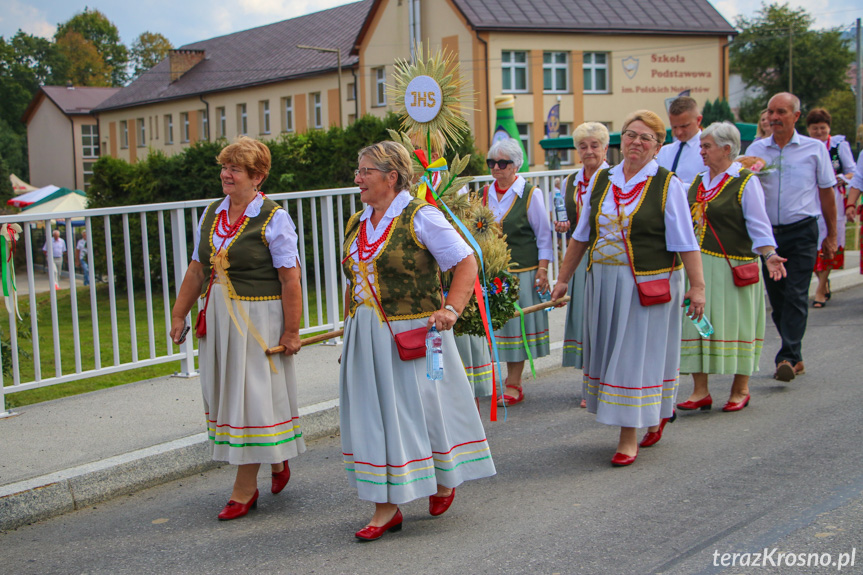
[2,287,862,575]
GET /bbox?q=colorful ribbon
[513,303,537,379]
[212,248,277,374]
[421,157,506,421]
[1,224,21,320]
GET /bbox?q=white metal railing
[0,169,573,415]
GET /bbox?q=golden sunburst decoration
[387,43,473,148]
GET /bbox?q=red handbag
[195,266,216,338]
[704,217,760,287]
[369,283,427,361]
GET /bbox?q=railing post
[320,194,342,342]
[171,208,197,377]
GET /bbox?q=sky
[1,0,862,49]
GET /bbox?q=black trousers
[762,217,818,365]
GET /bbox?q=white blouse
[694,162,776,252]
[573,160,699,253]
[192,193,299,269]
[485,175,554,261]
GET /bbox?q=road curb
[0,401,340,531]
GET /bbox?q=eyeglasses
[621,130,658,143]
[486,159,515,170]
[354,167,387,178]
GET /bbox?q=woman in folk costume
[340,141,495,541]
[483,137,553,406]
[170,136,304,520]
[805,108,856,307]
[551,110,706,467]
[553,123,610,407]
[677,122,786,414]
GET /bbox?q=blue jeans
[80,258,90,286]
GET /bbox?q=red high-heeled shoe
[611,449,638,467]
[676,394,713,411]
[271,460,290,494]
[217,489,259,521]
[429,488,456,516]
[639,414,674,448]
[722,394,750,412]
[355,509,403,541]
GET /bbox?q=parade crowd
[169,91,863,541]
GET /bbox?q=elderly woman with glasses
[552,110,706,467]
[677,122,786,414]
[553,123,610,405]
[482,137,554,406]
[340,141,495,542]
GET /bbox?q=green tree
[55,8,128,86]
[55,31,111,86]
[130,32,173,79]
[730,2,853,114]
[702,98,736,126]
[0,31,67,132]
[701,99,714,125]
[816,88,857,147]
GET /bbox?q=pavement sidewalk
[1,255,861,531]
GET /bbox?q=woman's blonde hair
[572,122,610,148]
[217,136,271,185]
[621,110,666,144]
[756,108,770,138]
[358,141,414,191]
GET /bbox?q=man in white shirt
[745,92,838,382]
[657,96,706,186]
[75,230,90,287]
[42,229,66,290]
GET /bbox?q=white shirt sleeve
[838,141,856,176]
[526,187,554,260]
[265,209,300,269]
[413,205,474,272]
[664,176,700,252]
[740,175,777,251]
[850,152,863,191]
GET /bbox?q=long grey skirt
[199,285,306,465]
[582,265,684,429]
[339,307,496,504]
[454,334,494,398]
[494,269,551,362]
[561,257,588,369]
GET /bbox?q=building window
[502,51,528,93]
[137,118,146,147]
[237,103,248,135]
[181,112,190,142]
[120,120,128,149]
[543,52,568,93]
[164,115,173,144]
[558,123,572,165]
[516,123,531,165]
[282,97,293,132]
[83,161,96,190]
[200,109,209,140]
[348,113,356,125]
[373,67,386,106]
[81,124,99,158]
[312,93,322,129]
[216,107,226,138]
[583,52,609,94]
[153,115,158,140]
[260,100,270,134]
[346,82,356,101]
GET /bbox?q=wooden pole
[265,296,571,355]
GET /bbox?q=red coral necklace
[612,180,646,207]
[215,210,248,239]
[356,219,395,261]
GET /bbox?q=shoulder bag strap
[703,214,737,273]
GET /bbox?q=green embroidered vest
[483,183,539,272]
[342,198,442,320]
[688,171,756,260]
[563,172,583,225]
[587,168,682,274]
[198,197,283,300]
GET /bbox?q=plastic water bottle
[536,285,552,313]
[426,325,443,380]
[684,298,714,338]
[554,189,568,223]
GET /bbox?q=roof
[450,0,736,35]
[95,0,373,112]
[21,86,121,123]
